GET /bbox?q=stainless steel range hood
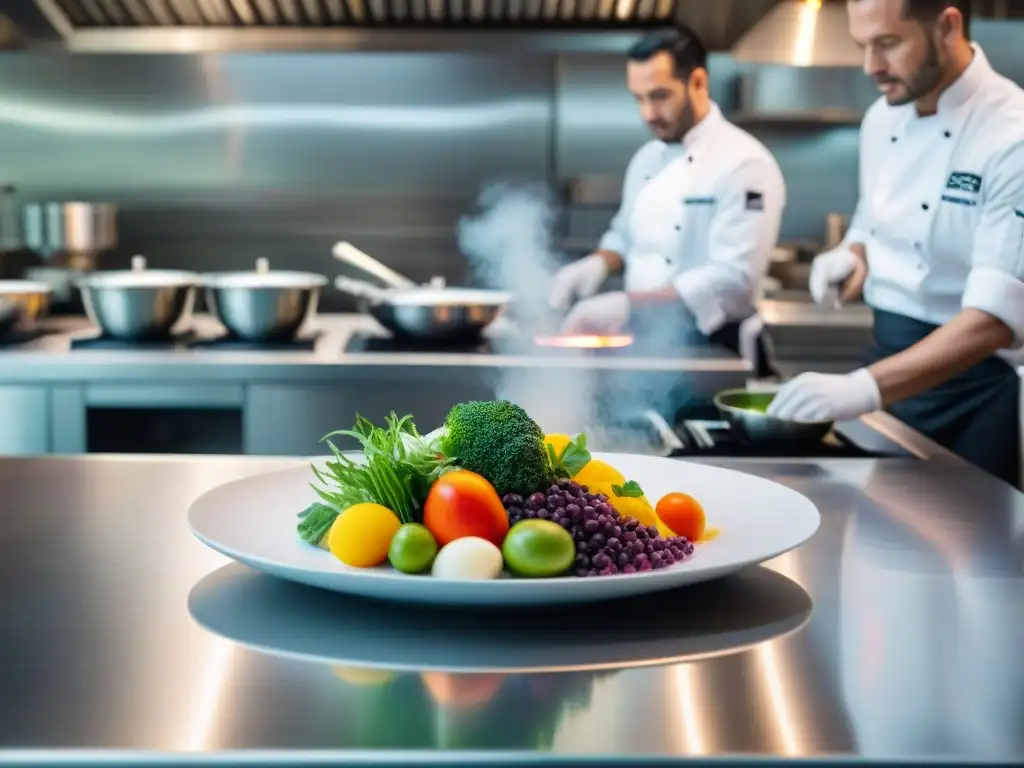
[9,0,779,53]
[731,0,861,67]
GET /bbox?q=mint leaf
[548,433,592,478]
[611,480,644,498]
[297,502,339,545]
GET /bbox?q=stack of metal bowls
[200,258,328,341]
[76,255,198,340]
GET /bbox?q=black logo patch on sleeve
[946,172,982,194]
[745,191,765,211]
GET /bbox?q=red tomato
[423,469,509,548]
[655,492,706,542]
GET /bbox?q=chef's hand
[561,291,630,335]
[549,254,610,311]
[766,368,882,422]
[809,243,868,305]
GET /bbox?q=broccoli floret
[440,400,554,496]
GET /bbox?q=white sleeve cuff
[962,266,1024,348]
[673,270,727,336]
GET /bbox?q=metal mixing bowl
[201,266,328,341]
[713,389,834,447]
[77,264,198,340]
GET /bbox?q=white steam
[457,182,598,437]
[457,181,691,448]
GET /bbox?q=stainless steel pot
[332,241,510,342]
[77,256,198,340]
[201,258,327,341]
[714,389,834,447]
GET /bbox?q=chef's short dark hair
[627,27,708,80]
[902,0,972,37]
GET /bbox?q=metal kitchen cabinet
[244,377,496,456]
[0,385,50,455]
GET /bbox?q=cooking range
[68,331,320,351]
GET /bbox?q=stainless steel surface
[734,65,879,123]
[732,0,863,67]
[0,452,1021,762]
[61,201,118,253]
[714,388,834,447]
[77,257,198,340]
[201,258,328,341]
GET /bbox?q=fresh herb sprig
[305,412,452,541]
[547,433,592,478]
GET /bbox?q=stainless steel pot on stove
[714,388,834,447]
[76,256,198,340]
[332,241,510,342]
[201,258,327,341]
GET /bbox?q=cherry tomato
[655,492,706,542]
[423,469,509,548]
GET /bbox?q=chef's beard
[878,36,944,106]
[648,97,696,144]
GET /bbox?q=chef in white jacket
[549,27,786,376]
[768,0,1024,488]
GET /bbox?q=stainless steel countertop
[1,453,1021,765]
[0,315,749,384]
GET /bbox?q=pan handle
[332,241,417,290]
[334,275,390,302]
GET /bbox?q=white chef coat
[598,102,786,335]
[839,44,1024,348]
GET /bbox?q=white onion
[431,537,503,580]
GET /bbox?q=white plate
[187,452,821,606]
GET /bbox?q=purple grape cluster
[502,478,695,578]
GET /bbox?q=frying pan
[332,242,511,343]
[713,389,834,447]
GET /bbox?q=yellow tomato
[573,459,625,487]
[328,503,402,568]
[543,433,572,458]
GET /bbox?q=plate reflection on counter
[187,562,812,673]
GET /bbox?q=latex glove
[766,368,882,422]
[561,291,630,335]
[809,247,859,305]
[549,254,610,311]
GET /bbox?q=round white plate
[187,452,821,606]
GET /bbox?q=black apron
[867,309,1021,489]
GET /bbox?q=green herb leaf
[551,433,591,477]
[297,502,339,545]
[307,411,453,530]
[611,480,644,498]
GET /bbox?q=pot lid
[201,257,328,289]
[0,279,53,295]
[384,287,511,306]
[77,256,197,288]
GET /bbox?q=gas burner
[668,417,912,459]
[345,332,492,354]
[188,333,319,352]
[69,332,194,350]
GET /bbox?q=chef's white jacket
[598,103,786,335]
[839,44,1024,348]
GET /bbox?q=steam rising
[458,182,597,436]
[457,181,691,449]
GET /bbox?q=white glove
[766,368,882,422]
[549,254,610,311]
[809,247,858,305]
[561,291,630,335]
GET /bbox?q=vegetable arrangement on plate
[297,400,714,580]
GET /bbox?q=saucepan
[332,241,511,343]
[713,388,834,447]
